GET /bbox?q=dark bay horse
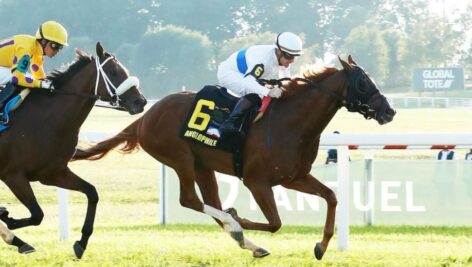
[0,42,147,258]
[73,56,395,260]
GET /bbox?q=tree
[381,29,409,88]
[343,26,389,85]
[132,25,215,98]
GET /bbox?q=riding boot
[0,83,17,124]
[219,95,256,134]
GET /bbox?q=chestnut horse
[0,43,147,258]
[73,56,395,260]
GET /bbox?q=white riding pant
[0,67,12,85]
[0,67,34,87]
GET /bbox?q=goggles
[50,42,64,51]
[282,51,296,60]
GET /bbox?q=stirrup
[0,113,8,125]
[220,122,240,133]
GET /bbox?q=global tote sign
[412,67,464,91]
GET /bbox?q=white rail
[59,132,472,252]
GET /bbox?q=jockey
[217,32,303,134]
[0,20,68,124]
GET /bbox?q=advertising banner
[412,68,464,91]
[164,160,472,226]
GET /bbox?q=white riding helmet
[275,32,303,56]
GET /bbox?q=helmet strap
[38,25,45,39]
[275,48,284,66]
[38,39,48,55]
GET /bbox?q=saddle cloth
[181,85,259,151]
[180,85,260,177]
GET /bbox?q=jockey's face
[276,48,295,68]
[44,41,63,58]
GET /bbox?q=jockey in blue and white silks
[216,32,303,134]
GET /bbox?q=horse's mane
[48,49,93,88]
[300,64,339,82]
[284,65,339,96]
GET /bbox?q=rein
[47,55,139,111]
[259,77,346,106]
[260,71,380,120]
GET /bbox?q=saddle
[180,85,261,177]
[0,86,30,131]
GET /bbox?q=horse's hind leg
[40,168,99,259]
[282,173,337,260]
[176,165,239,234]
[0,174,44,230]
[195,168,269,258]
[0,222,35,254]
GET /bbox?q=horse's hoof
[253,248,270,258]
[73,241,85,259]
[0,207,8,218]
[18,243,35,254]
[314,242,325,260]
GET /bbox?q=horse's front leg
[0,174,44,230]
[0,221,35,254]
[40,168,99,259]
[282,173,337,260]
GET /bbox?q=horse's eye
[109,69,118,77]
[357,78,368,93]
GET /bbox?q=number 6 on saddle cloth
[180,85,261,178]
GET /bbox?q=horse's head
[339,55,396,125]
[93,42,147,114]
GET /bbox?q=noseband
[94,56,140,106]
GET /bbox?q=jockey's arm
[11,46,44,88]
[278,65,291,79]
[30,54,46,81]
[240,75,270,96]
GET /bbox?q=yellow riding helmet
[35,21,68,46]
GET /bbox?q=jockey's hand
[268,86,283,98]
[40,80,55,92]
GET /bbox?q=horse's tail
[72,119,141,161]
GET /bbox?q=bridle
[343,66,387,120]
[50,55,140,110]
[260,66,385,120]
[93,55,139,107]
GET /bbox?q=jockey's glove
[40,80,55,92]
[268,86,283,98]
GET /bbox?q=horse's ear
[96,42,104,58]
[338,56,352,71]
[75,48,89,58]
[348,55,358,65]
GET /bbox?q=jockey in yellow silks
[0,21,68,124]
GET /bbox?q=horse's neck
[279,71,346,139]
[52,63,97,131]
